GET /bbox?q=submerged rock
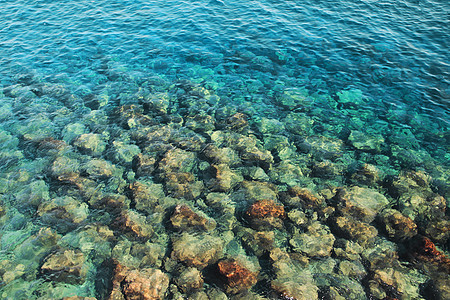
[246,199,285,230]
[170,204,216,232]
[378,209,417,241]
[109,263,169,300]
[73,133,108,156]
[218,258,258,294]
[290,222,335,257]
[334,186,390,223]
[40,249,88,285]
[171,232,224,269]
[175,267,204,294]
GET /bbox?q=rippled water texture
[0,0,449,299]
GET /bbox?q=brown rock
[332,216,378,246]
[378,209,417,241]
[170,204,216,231]
[41,249,88,284]
[218,258,258,294]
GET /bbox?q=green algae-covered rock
[348,130,385,153]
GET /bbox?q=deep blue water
[0,0,449,299]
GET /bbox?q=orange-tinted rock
[218,258,258,294]
[108,263,169,300]
[378,209,417,241]
[247,199,285,219]
[410,236,450,274]
[246,199,285,230]
[170,204,216,231]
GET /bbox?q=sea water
[0,0,448,299]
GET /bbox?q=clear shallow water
[0,0,449,299]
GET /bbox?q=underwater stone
[159,148,197,174]
[234,180,278,203]
[202,144,241,166]
[424,219,450,245]
[51,156,80,177]
[165,172,204,200]
[304,136,344,161]
[129,181,165,213]
[38,196,89,233]
[284,186,324,210]
[171,232,224,269]
[40,249,88,285]
[218,258,258,294]
[378,209,417,241]
[109,264,169,300]
[337,260,366,279]
[284,112,314,136]
[275,87,310,110]
[185,114,216,132]
[333,239,364,261]
[290,222,335,257]
[208,164,243,192]
[175,267,204,294]
[335,186,389,223]
[350,163,383,186]
[246,199,285,230]
[259,118,285,135]
[311,160,343,179]
[270,249,318,300]
[62,123,87,143]
[332,216,378,246]
[133,153,156,177]
[111,141,141,165]
[16,179,50,207]
[348,130,384,153]
[225,112,249,132]
[73,133,107,156]
[239,229,275,257]
[112,209,154,240]
[269,161,305,186]
[90,193,130,212]
[84,158,115,179]
[144,92,171,114]
[170,204,216,232]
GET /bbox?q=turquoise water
[0,0,449,299]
